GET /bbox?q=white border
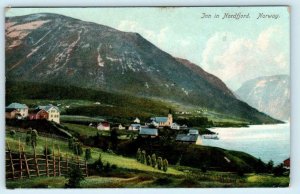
[0,0,299,194]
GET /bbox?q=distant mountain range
[5,13,280,124]
[235,75,290,121]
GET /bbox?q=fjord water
[202,123,290,164]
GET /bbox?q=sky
[5,7,290,90]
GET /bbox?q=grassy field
[5,129,182,176]
[62,122,99,137]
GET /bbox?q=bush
[9,130,16,138]
[68,138,74,150]
[141,150,146,164]
[111,164,117,169]
[73,142,83,155]
[273,163,285,176]
[31,129,38,148]
[94,154,104,175]
[104,162,111,173]
[65,164,85,188]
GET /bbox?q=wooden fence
[6,140,88,180]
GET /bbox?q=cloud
[117,20,169,46]
[201,26,289,90]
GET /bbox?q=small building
[170,122,180,130]
[150,113,173,127]
[37,104,60,123]
[6,103,29,118]
[133,117,140,124]
[139,127,158,138]
[283,158,290,169]
[175,134,202,145]
[28,109,49,120]
[5,108,21,119]
[97,121,110,131]
[129,124,141,131]
[188,129,199,135]
[118,124,125,130]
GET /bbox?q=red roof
[283,158,290,167]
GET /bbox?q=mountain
[235,75,290,121]
[5,13,280,124]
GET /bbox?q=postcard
[5,6,290,188]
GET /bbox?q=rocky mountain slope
[235,75,290,121]
[5,13,280,124]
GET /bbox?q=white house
[129,124,141,131]
[37,104,60,123]
[134,117,140,124]
[118,124,125,130]
[175,134,202,145]
[97,121,110,131]
[170,122,180,130]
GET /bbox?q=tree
[157,157,163,170]
[25,131,31,146]
[151,154,157,168]
[104,162,111,173]
[147,155,152,166]
[85,148,92,161]
[73,142,83,156]
[267,160,274,173]
[141,150,146,164]
[94,154,104,175]
[136,148,142,162]
[65,164,85,188]
[31,129,38,148]
[110,128,118,150]
[68,138,74,150]
[162,159,168,172]
[273,163,285,176]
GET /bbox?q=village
[5,102,219,145]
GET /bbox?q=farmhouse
[175,134,202,145]
[37,104,60,123]
[283,158,290,169]
[97,121,110,131]
[170,122,180,130]
[129,123,141,131]
[28,109,49,120]
[150,113,173,127]
[188,129,199,135]
[139,127,158,138]
[6,103,28,118]
[133,117,140,124]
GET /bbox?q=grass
[63,123,99,137]
[246,174,289,187]
[5,129,183,176]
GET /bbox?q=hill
[5,13,280,124]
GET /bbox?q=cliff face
[236,75,290,121]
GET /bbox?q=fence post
[6,142,15,180]
[45,142,49,177]
[22,146,30,178]
[18,138,23,179]
[58,146,61,176]
[33,146,40,177]
[52,144,56,177]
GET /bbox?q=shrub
[273,163,285,176]
[141,150,146,164]
[104,162,111,173]
[73,142,83,156]
[111,164,117,169]
[68,138,74,150]
[65,164,85,188]
[31,129,38,148]
[9,130,16,138]
[94,154,104,174]
[162,159,168,172]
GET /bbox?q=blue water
[202,123,290,164]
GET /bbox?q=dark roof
[189,129,199,135]
[37,104,60,112]
[29,108,46,114]
[139,127,158,136]
[176,134,198,142]
[5,108,17,113]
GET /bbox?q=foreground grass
[5,129,182,176]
